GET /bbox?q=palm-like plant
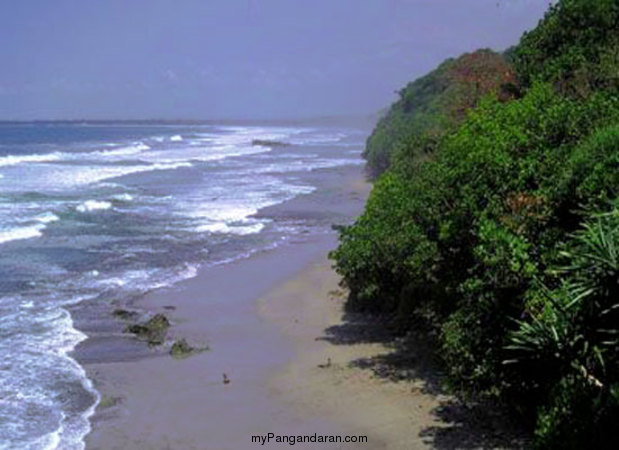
[507,211,619,374]
[502,211,619,446]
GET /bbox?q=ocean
[0,122,365,449]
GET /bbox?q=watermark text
[252,432,368,446]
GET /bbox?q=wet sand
[85,234,360,450]
[80,165,448,449]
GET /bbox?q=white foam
[170,135,183,142]
[29,161,192,191]
[45,309,99,450]
[97,142,150,157]
[188,204,259,223]
[98,277,125,287]
[151,161,192,171]
[175,175,315,240]
[135,144,269,166]
[155,263,200,288]
[96,269,155,290]
[93,264,200,293]
[236,158,364,175]
[0,152,62,167]
[0,299,99,450]
[20,300,34,309]
[45,309,88,356]
[35,429,61,450]
[212,126,299,148]
[0,142,149,173]
[111,193,133,202]
[35,212,60,224]
[197,221,265,235]
[0,224,44,244]
[196,222,229,234]
[178,263,199,281]
[76,200,112,213]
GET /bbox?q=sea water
[0,122,364,449]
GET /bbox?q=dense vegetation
[330,1,619,447]
[363,49,517,176]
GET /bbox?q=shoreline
[78,164,378,449]
[74,159,524,449]
[84,238,450,449]
[84,235,349,449]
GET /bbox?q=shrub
[332,1,619,445]
[506,211,619,448]
[514,0,619,96]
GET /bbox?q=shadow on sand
[316,310,531,449]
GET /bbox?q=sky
[0,0,552,120]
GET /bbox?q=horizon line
[0,113,377,124]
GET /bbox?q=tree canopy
[331,1,619,446]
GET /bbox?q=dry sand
[258,258,449,450]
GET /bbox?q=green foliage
[534,376,619,450]
[330,171,438,312]
[514,0,619,96]
[332,0,619,445]
[506,212,619,448]
[364,49,516,176]
[560,121,619,212]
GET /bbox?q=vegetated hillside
[331,1,619,448]
[363,49,516,177]
[514,0,619,96]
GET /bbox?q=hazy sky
[0,1,551,120]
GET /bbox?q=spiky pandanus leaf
[506,211,619,395]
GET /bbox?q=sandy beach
[78,165,453,449]
[258,256,450,450]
